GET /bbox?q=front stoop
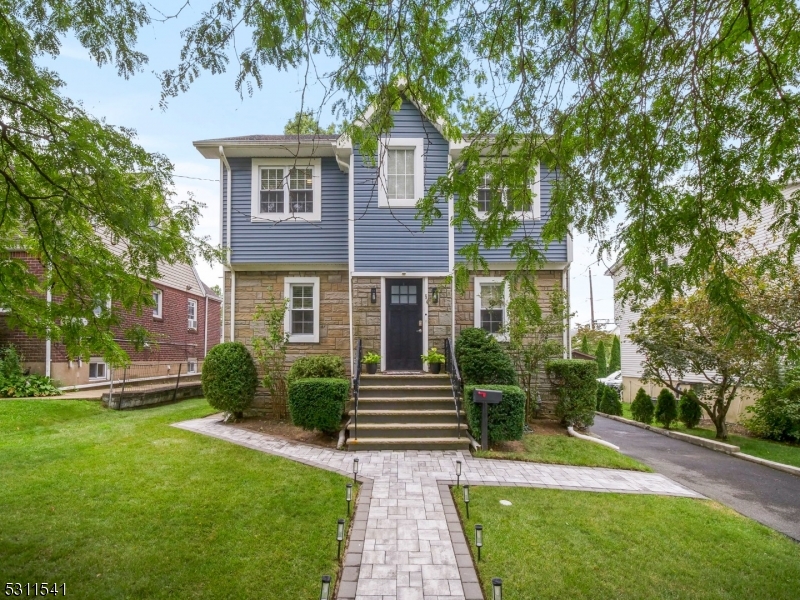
[346,373,471,451]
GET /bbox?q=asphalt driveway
[592,415,800,541]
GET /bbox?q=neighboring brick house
[194,96,573,422]
[0,253,222,389]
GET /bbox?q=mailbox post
[472,389,503,451]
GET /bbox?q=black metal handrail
[352,339,363,441]
[444,338,463,439]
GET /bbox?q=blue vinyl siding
[226,156,348,264]
[353,101,450,272]
[454,164,569,263]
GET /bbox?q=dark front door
[386,279,423,371]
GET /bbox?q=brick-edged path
[173,416,701,600]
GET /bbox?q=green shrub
[596,383,605,410]
[598,384,623,416]
[546,359,598,427]
[463,384,526,442]
[0,346,23,379]
[631,388,654,424]
[287,355,346,383]
[202,342,258,416]
[655,388,678,429]
[595,341,608,377]
[455,328,517,386]
[743,383,800,442]
[610,336,621,372]
[678,390,703,429]
[288,378,350,433]
[0,373,61,398]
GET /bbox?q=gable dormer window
[378,138,424,208]
[251,159,321,222]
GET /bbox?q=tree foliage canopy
[2,2,217,363]
[283,110,337,135]
[5,0,800,356]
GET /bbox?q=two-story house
[194,99,572,428]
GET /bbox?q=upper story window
[378,138,425,208]
[187,298,198,331]
[251,159,321,222]
[475,165,542,220]
[474,277,509,341]
[153,289,163,319]
[283,276,320,343]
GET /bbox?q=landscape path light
[463,485,470,519]
[456,460,462,487]
[319,575,331,600]
[475,524,483,561]
[346,483,353,515]
[337,518,345,559]
[492,578,502,600]
[353,457,359,483]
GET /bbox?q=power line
[173,174,220,182]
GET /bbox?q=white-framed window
[187,359,198,374]
[283,276,320,343]
[378,137,425,208]
[89,359,108,380]
[474,164,542,220]
[250,158,322,222]
[187,298,198,331]
[153,289,163,319]
[92,297,112,318]
[474,277,510,340]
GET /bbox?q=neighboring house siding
[454,164,569,263]
[353,101,450,272]
[227,156,348,265]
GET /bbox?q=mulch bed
[487,418,568,453]
[230,417,341,449]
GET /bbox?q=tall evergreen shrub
[455,328,517,385]
[678,390,703,429]
[610,336,621,372]
[655,388,678,429]
[546,359,598,427]
[595,341,608,377]
[202,342,258,417]
[580,336,590,355]
[598,384,623,416]
[631,388,654,424]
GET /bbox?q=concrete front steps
[345,373,471,451]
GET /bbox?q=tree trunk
[711,416,727,440]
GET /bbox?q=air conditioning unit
[188,319,198,330]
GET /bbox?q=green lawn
[455,486,800,600]
[620,403,800,468]
[0,399,352,599]
[475,432,651,471]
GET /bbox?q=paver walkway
[174,415,701,600]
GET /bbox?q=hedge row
[288,378,350,434]
[464,384,526,443]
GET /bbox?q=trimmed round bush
[202,342,258,416]
[631,388,654,424]
[655,388,678,429]
[455,328,517,386]
[546,359,598,427]
[288,378,350,433]
[288,355,346,383]
[463,384,526,443]
[678,390,703,429]
[598,384,623,416]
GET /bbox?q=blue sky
[42,3,616,330]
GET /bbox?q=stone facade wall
[227,269,351,415]
[426,276,452,351]
[351,277,382,358]
[454,269,566,418]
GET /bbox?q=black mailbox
[472,389,503,450]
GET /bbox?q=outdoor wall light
[346,483,353,515]
[475,524,483,560]
[463,485,470,519]
[456,460,462,487]
[337,518,345,558]
[492,578,503,600]
[431,286,439,304]
[353,457,359,482]
[319,575,331,600]
[370,287,377,303]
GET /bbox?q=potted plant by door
[421,347,446,374]
[363,352,381,374]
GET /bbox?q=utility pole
[589,268,595,330]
